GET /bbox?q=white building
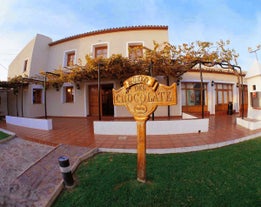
[0,25,247,118]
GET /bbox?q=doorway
[215,83,233,114]
[88,84,114,116]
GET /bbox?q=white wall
[94,118,209,135]
[30,34,52,76]
[24,84,45,117]
[46,82,86,117]
[8,38,35,78]
[6,116,52,130]
[47,29,168,72]
[246,75,261,120]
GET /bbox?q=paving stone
[0,139,93,207]
[0,138,53,187]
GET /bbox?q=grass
[53,138,261,207]
[0,131,9,140]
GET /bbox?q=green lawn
[53,138,261,207]
[0,131,9,140]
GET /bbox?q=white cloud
[0,0,94,80]
[0,0,260,80]
[0,0,16,24]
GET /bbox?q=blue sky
[0,0,260,80]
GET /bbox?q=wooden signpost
[113,75,177,183]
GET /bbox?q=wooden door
[88,84,114,116]
[215,83,233,113]
[89,85,100,116]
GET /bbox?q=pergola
[0,78,42,117]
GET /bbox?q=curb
[46,147,99,207]
[98,133,261,154]
[0,128,16,144]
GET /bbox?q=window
[95,46,107,58]
[64,51,76,67]
[67,52,75,66]
[181,82,208,106]
[65,86,74,103]
[23,59,28,72]
[33,88,42,104]
[215,84,233,104]
[128,43,143,60]
[251,92,261,108]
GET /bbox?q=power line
[0,63,8,71]
[0,53,17,55]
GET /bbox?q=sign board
[113,75,177,182]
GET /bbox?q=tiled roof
[49,25,168,46]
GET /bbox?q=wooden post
[199,62,204,119]
[44,75,47,119]
[136,117,148,183]
[98,63,101,121]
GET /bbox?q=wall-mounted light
[236,83,239,88]
[211,80,214,87]
[253,85,256,91]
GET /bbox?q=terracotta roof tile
[49,25,168,46]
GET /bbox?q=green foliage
[8,40,239,85]
[0,131,9,140]
[53,138,261,207]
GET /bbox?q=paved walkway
[0,138,53,188]
[1,115,261,150]
[0,114,261,206]
[0,137,96,207]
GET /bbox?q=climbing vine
[9,40,239,86]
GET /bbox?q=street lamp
[248,45,260,61]
[98,63,104,121]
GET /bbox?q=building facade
[245,60,261,119]
[2,25,247,118]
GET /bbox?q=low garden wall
[94,118,209,135]
[236,117,261,130]
[6,116,53,130]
